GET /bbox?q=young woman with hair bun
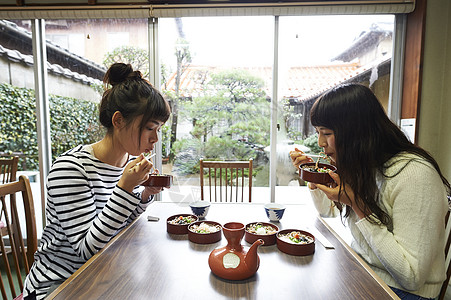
[23,63,171,300]
[290,83,450,300]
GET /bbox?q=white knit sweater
[23,145,153,299]
[310,153,448,298]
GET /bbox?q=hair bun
[104,63,135,86]
[127,70,143,80]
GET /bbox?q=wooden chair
[439,197,451,300]
[200,159,253,202]
[0,175,38,300]
[0,156,23,297]
[0,157,19,184]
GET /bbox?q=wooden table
[47,202,399,300]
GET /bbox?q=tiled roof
[0,44,102,86]
[162,62,361,101]
[0,20,106,79]
[332,23,392,62]
[282,63,361,100]
[293,55,391,102]
[0,45,102,84]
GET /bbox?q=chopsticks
[129,152,156,172]
[305,153,324,158]
[307,226,335,249]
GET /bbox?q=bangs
[310,94,334,129]
[140,89,171,128]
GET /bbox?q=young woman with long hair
[290,83,450,300]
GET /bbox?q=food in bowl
[246,223,277,235]
[189,222,221,234]
[168,215,197,225]
[299,162,337,185]
[166,214,199,235]
[276,229,315,256]
[278,231,314,245]
[301,165,334,173]
[245,222,279,246]
[188,221,222,244]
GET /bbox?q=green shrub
[172,135,261,177]
[0,83,103,170]
[303,133,322,154]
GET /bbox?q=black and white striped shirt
[23,145,152,299]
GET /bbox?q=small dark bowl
[167,214,198,235]
[142,174,173,188]
[188,221,222,244]
[299,162,337,185]
[245,222,279,246]
[276,229,315,256]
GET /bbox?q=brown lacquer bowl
[299,162,336,185]
[166,214,198,235]
[188,221,222,244]
[245,222,279,246]
[142,174,173,188]
[276,229,315,256]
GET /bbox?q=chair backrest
[439,196,451,300]
[0,157,19,185]
[0,175,37,300]
[200,159,253,202]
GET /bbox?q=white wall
[418,0,451,181]
[0,56,101,102]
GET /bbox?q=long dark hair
[99,63,171,139]
[311,83,450,226]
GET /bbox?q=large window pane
[277,15,395,200]
[159,17,274,203]
[0,19,44,246]
[42,18,149,167]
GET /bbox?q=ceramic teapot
[208,222,264,280]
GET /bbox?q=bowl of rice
[245,222,279,246]
[188,221,222,244]
[166,214,198,235]
[276,229,315,256]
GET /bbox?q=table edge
[317,216,400,300]
[45,217,140,300]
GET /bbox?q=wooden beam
[401,0,427,142]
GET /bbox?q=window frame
[0,0,425,217]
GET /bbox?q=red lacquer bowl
[188,221,222,244]
[245,222,279,246]
[276,229,315,256]
[299,162,336,185]
[142,174,173,188]
[166,214,198,235]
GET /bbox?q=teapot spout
[244,238,264,269]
